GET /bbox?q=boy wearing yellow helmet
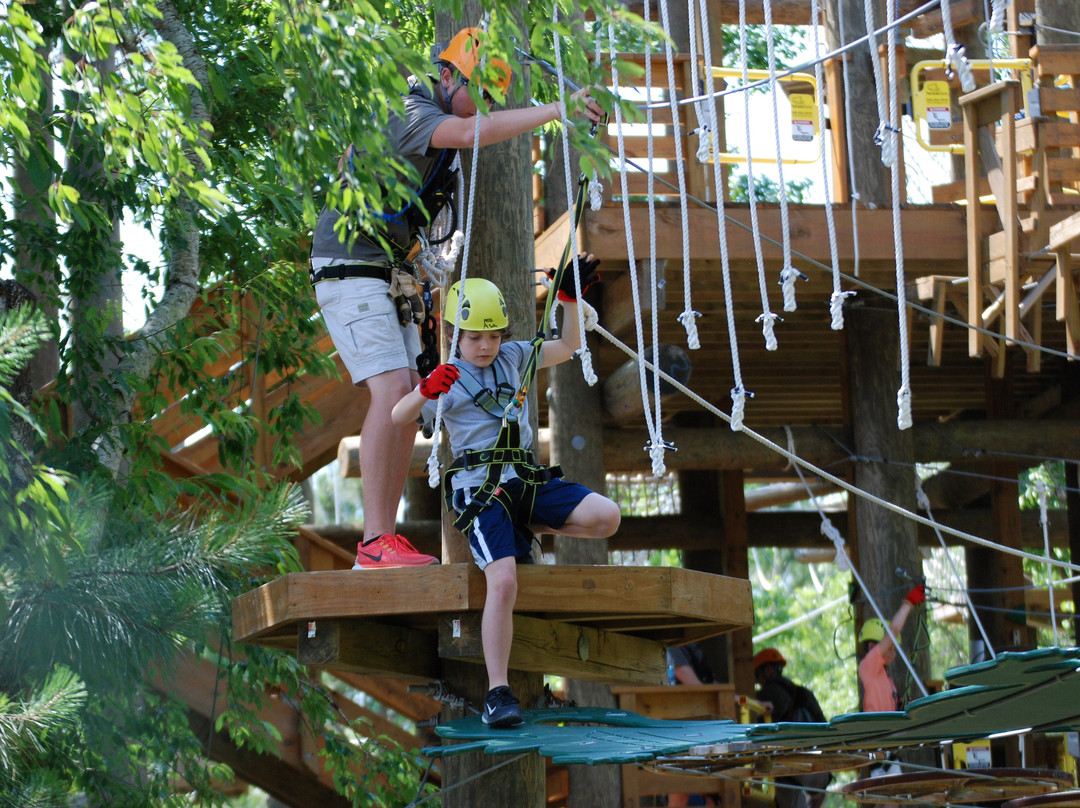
[309,29,603,571]
[392,256,619,728]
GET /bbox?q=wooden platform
[232,565,753,684]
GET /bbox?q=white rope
[658,0,701,351]
[1038,481,1060,646]
[739,0,780,351]
[915,478,996,659]
[941,0,977,93]
[886,0,912,430]
[863,0,895,167]
[641,0,669,475]
[427,105,484,489]
[552,11,597,386]
[753,595,847,643]
[808,0,851,331]
[589,318,1080,577]
[589,33,604,210]
[988,0,1007,33]
[608,22,667,473]
[762,0,799,313]
[783,426,927,699]
[686,0,712,165]
[696,0,751,429]
[837,0,862,280]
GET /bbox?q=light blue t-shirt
[422,340,541,491]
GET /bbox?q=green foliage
[729,171,814,203]
[0,1,662,804]
[722,24,807,72]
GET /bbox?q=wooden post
[543,12,623,800]
[845,302,926,701]
[434,6,544,805]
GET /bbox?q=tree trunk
[1034,1,1080,45]
[12,54,58,392]
[434,5,545,806]
[823,0,891,207]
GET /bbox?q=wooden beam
[602,343,690,425]
[297,619,440,682]
[156,652,352,806]
[601,259,667,338]
[305,508,1070,557]
[437,612,667,684]
[233,565,752,650]
[583,206,973,265]
[339,419,1080,477]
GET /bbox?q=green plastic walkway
[426,647,1080,765]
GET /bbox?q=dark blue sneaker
[482,686,523,728]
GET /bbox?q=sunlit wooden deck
[233,565,753,684]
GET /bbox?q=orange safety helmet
[437,27,512,96]
[753,647,787,671]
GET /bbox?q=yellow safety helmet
[445,278,508,331]
[438,27,512,96]
[858,618,886,644]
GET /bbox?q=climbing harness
[438,180,590,533]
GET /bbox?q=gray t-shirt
[422,341,541,491]
[310,79,453,269]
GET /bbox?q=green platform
[426,647,1080,765]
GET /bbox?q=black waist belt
[310,263,393,284]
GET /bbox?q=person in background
[858,582,927,782]
[668,641,715,685]
[667,642,719,806]
[310,28,603,569]
[754,647,831,808]
[858,583,926,713]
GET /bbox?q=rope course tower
[133,0,1080,804]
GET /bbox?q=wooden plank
[610,684,737,720]
[297,619,439,681]
[328,671,441,723]
[232,567,473,643]
[1032,44,1080,80]
[964,95,984,357]
[910,0,979,37]
[599,258,667,339]
[584,205,973,264]
[1057,249,1080,357]
[437,612,668,684]
[233,566,753,648]
[1049,210,1080,252]
[1002,87,1020,342]
[1035,87,1080,113]
[534,207,574,287]
[1045,157,1080,184]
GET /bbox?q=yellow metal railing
[698,67,823,166]
[911,59,1033,154]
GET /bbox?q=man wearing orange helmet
[754,647,830,808]
[309,28,604,570]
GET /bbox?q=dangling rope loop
[427,100,484,488]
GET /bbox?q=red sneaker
[352,534,440,569]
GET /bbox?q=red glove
[548,253,601,301]
[905,583,926,606]
[419,364,460,400]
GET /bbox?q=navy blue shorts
[453,477,594,569]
